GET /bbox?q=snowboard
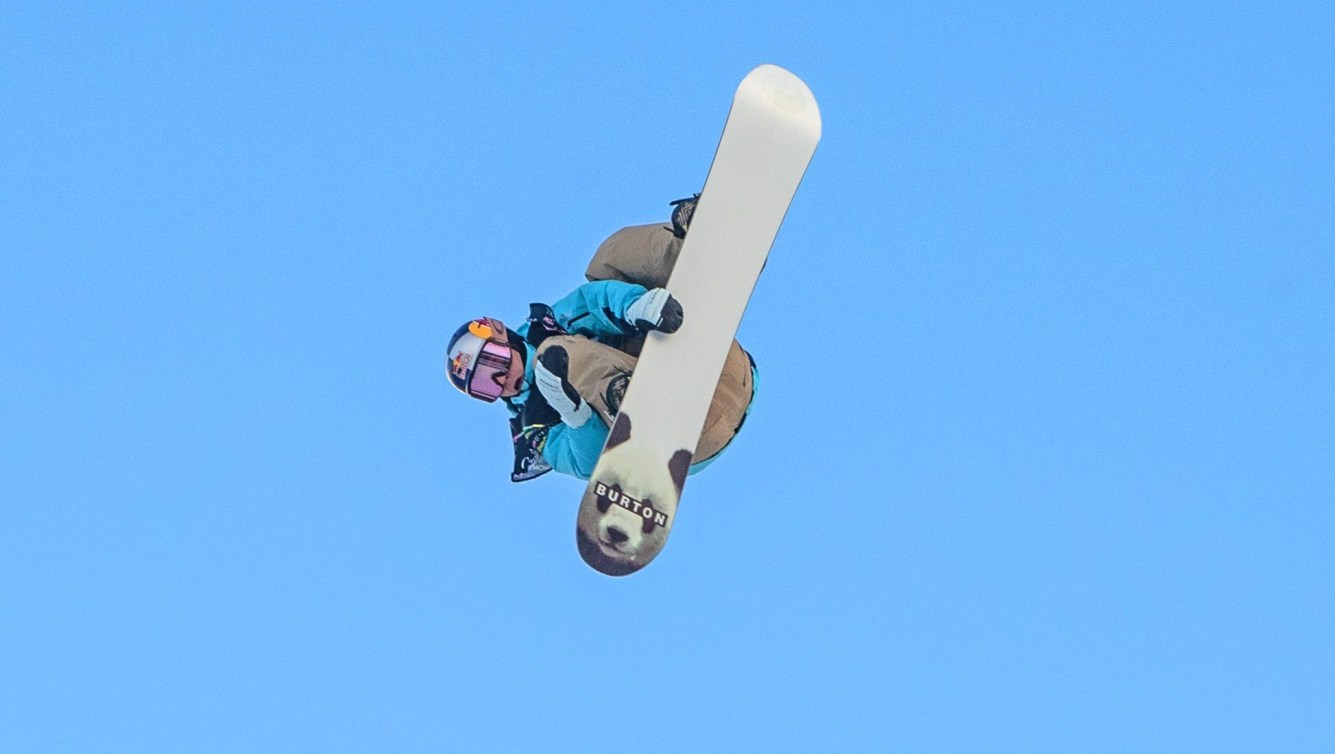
[574,64,821,576]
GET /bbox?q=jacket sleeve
[553,280,649,339]
[540,414,610,480]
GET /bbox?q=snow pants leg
[536,334,754,463]
[536,335,636,428]
[584,223,682,289]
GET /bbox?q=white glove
[534,346,592,428]
[625,288,684,333]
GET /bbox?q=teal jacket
[504,280,740,481]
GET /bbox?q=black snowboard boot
[605,372,631,415]
[669,193,700,239]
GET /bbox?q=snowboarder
[444,197,758,482]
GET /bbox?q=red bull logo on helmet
[450,352,471,381]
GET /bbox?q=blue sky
[2,2,1332,751]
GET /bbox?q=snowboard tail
[575,413,691,576]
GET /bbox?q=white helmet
[445,317,518,402]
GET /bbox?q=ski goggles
[453,318,514,402]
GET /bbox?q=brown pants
[536,335,753,461]
[584,222,684,289]
[558,221,755,462]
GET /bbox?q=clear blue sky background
[3,2,1332,751]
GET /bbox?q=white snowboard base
[576,64,821,576]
